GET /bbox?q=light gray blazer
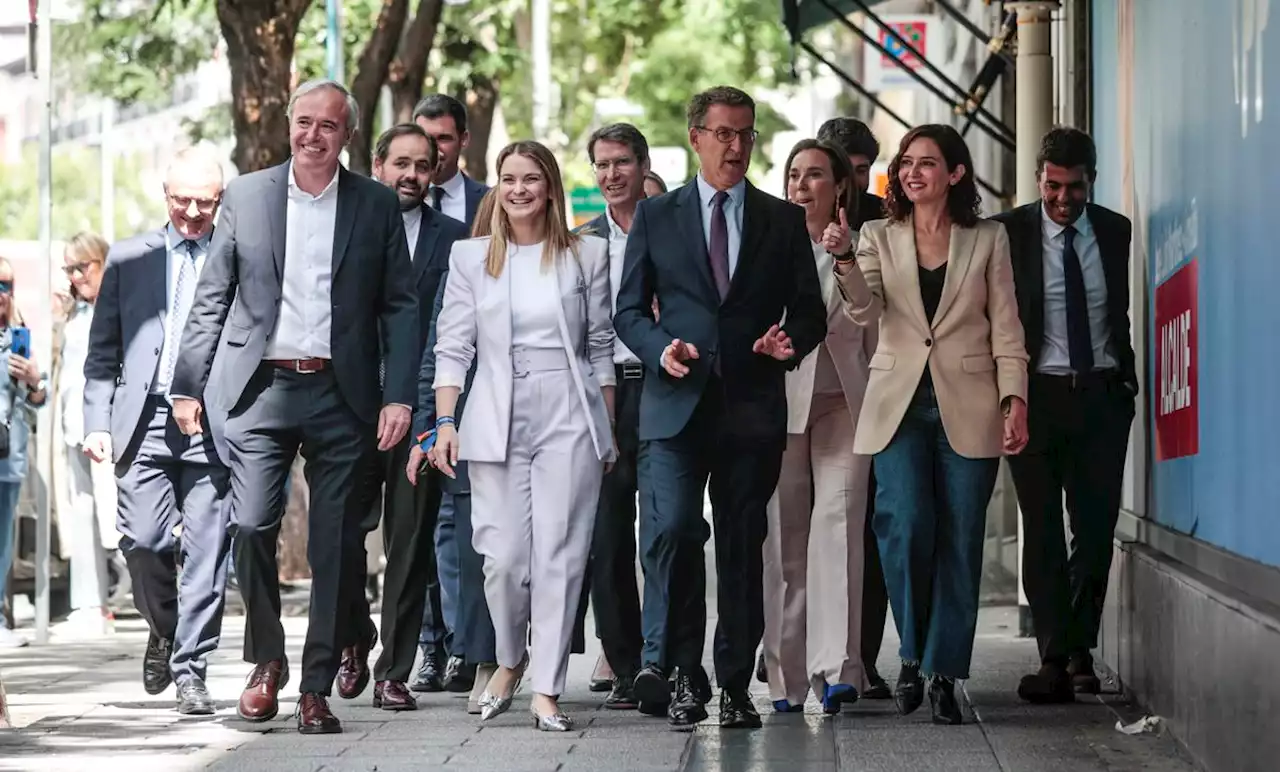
[433,235,617,464]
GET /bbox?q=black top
[920,263,948,323]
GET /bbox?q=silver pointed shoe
[531,707,573,732]
[477,690,514,721]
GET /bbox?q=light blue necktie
[163,240,198,390]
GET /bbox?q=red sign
[879,22,928,70]
[1154,259,1199,460]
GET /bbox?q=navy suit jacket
[460,173,490,230]
[614,180,827,441]
[416,268,476,494]
[84,227,227,463]
[407,204,468,351]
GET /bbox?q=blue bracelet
[435,416,456,429]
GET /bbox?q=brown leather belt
[265,358,330,373]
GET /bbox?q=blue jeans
[0,481,23,602]
[873,382,998,680]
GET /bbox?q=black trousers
[637,378,785,692]
[1007,372,1134,667]
[226,366,373,695]
[344,433,443,682]
[860,463,889,668]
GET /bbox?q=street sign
[862,14,949,92]
[570,186,607,227]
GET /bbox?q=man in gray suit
[82,146,230,715]
[170,79,418,735]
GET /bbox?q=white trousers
[762,393,872,703]
[469,366,602,697]
[61,445,118,611]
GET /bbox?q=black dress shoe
[719,689,762,729]
[1018,662,1075,704]
[632,664,671,706]
[688,665,713,705]
[176,676,215,715]
[442,655,476,693]
[409,646,446,693]
[929,676,963,725]
[143,634,174,695]
[604,676,638,710]
[863,663,891,700]
[755,651,768,683]
[1067,652,1101,694]
[894,661,925,716]
[667,672,708,728]
[589,654,614,692]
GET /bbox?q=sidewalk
[0,604,1198,772]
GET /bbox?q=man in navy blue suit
[614,86,826,729]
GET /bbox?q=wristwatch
[31,377,48,393]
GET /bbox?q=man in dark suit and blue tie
[333,123,468,711]
[615,86,827,728]
[82,146,231,715]
[411,92,491,691]
[170,80,418,734]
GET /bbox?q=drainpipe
[1008,0,1059,638]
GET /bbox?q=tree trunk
[215,0,314,173]
[460,76,498,183]
[347,0,411,175]
[388,0,445,123]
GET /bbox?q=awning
[786,0,882,35]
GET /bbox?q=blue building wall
[1093,0,1280,568]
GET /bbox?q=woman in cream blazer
[761,140,876,716]
[431,141,617,732]
[835,125,1029,726]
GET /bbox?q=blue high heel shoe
[772,699,804,713]
[822,683,858,715]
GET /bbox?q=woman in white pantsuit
[431,140,617,732]
[761,139,876,714]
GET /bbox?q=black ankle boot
[929,675,962,725]
[894,661,925,716]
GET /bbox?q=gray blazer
[83,228,227,463]
[432,236,616,463]
[170,163,419,422]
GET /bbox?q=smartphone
[10,326,30,360]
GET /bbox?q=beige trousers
[761,392,872,704]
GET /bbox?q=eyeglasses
[695,126,759,145]
[63,261,95,276]
[167,193,221,213]
[592,157,636,173]
[0,281,11,294]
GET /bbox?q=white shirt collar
[402,205,424,227]
[165,223,211,252]
[604,206,630,239]
[1040,203,1093,240]
[288,161,341,200]
[695,173,746,210]
[433,170,467,199]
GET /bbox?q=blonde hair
[65,231,109,267]
[484,141,578,278]
[470,189,498,238]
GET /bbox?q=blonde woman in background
[53,232,119,638]
[430,140,616,731]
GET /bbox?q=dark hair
[687,86,755,129]
[587,123,650,165]
[816,117,880,161]
[373,123,438,168]
[783,139,858,223]
[883,124,980,227]
[411,94,469,135]
[644,171,668,193]
[1037,126,1097,178]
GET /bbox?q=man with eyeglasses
[82,146,231,715]
[614,86,826,728]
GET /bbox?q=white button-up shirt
[402,206,423,262]
[604,207,640,364]
[1038,205,1116,374]
[265,163,339,360]
[428,170,467,225]
[694,173,745,278]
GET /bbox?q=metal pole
[326,0,344,82]
[35,0,53,647]
[100,100,115,243]
[1008,0,1059,639]
[531,0,551,140]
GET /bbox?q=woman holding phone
[429,141,617,731]
[0,257,49,649]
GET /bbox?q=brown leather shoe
[297,692,342,734]
[336,628,377,699]
[237,660,289,722]
[373,680,418,711]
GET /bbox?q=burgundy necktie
[709,191,730,300]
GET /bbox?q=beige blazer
[785,240,878,434]
[837,217,1028,459]
[433,235,617,464]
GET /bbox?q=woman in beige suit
[431,141,617,732]
[761,139,876,715]
[835,124,1029,725]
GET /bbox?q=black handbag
[0,384,15,461]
